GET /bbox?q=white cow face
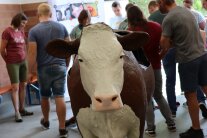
[78,24,124,111]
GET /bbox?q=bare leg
[55,96,66,129]
[19,82,27,111]
[11,83,20,113]
[41,97,50,121]
[185,92,200,129]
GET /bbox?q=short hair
[125,3,134,11]
[78,9,91,25]
[112,1,121,8]
[148,0,158,8]
[158,0,175,5]
[11,13,28,28]
[37,3,51,16]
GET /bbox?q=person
[148,1,181,117]
[0,13,33,123]
[64,9,91,127]
[70,9,91,40]
[148,2,167,25]
[109,1,124,29]
[158,0,207,137]
[148,0,159,15]
[183,0,206,30]
[27,3,69,138]
[202,0,207,9]
[182,0,207,117]
[127,5,176,137]
[118,3,134,30]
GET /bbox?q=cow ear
[117,31,149,51]
[46,38,80,58]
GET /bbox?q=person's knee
[184,92,198,102]
[19,82,27,88]
[11,84,19,92]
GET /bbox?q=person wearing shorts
[158,0,207,137]
[27,3,69,138]
[0,13,33,123]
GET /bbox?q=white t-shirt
[109,15,125,29]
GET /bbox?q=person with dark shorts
[0,13,33,123]
[158,0,207,137]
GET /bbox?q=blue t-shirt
[28,21,69,67]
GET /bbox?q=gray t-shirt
[28,21,69,67]
[162,6,205,63]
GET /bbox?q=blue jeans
[38,64,67,98]
[163,48,177,113]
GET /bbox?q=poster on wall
[48,0,105,33]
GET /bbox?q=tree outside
[128,0,207,17]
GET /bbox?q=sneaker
[199,103,207,118]
[176,102,181,107]
[167,123,176,132]
[145,128,156,137]
[40,118,50,129]
[65,116,76,127]
[59,129,68,138]
[179,127,204,138]
[15,112,23,122]
[172,112,176,118]
[20,109,33,116]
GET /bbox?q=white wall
[0,0,47,4]
[0,0,20,4]
[20,0,47,4]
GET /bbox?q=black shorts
[178,53,207,92]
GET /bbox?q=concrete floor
[0,67,207,138]
[0,95,207,138]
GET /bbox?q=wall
[0,0,47,87]
[0,3,21,87]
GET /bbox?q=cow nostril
[95,98,102,103]
[112,96,118,101]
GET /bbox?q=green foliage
[128,0,207,17]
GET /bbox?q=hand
[1,50,7,61]
[159,48,168,59]
[27,72,37,83]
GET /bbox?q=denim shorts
[38,64,67,98]
[178,53,207,92]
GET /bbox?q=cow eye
[120,55,124,59]
[79,59,83,62]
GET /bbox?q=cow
[46,23,154,138]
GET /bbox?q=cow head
[46,23,149,111]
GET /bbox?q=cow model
[46,23,154,138]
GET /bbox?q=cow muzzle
[91,94,123,111]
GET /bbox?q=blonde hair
[37,3,51,16]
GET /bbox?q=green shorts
[6,60,28,84]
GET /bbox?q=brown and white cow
[46,23,154,138]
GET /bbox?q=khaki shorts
[6,60,28,84]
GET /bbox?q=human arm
[197,11,206,30]
[159,35,172,58]
[0,39,8,61]
[198,21,206,30]
[27,42,37,83]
